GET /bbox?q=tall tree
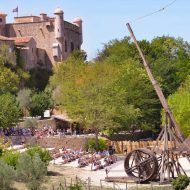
[0,94,22,129]
[50,55,159,148]
[97,36,190,96]
[30,90,54,117]
[17,88,32,117]
[0,44,16,67]
[0,66,19,94]
[0,45,30,93]
[166,76,190,137]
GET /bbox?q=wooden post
[121,141,124,154]
[126,23,184,142]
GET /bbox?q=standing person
[108,145,114,156]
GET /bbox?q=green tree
[16,153,47,190]
[0,66,20,94]
[0,160,15,190]
[26,146,52,165]
[23,118,38,135]
[97,36,190,96]
[14,48,30,88]
[0,45,30,92]
[27,68,52,91]
[167,76,190,137]
[1,150,20,169]
[172,175,190,190]
[50,57,158,149]
[17,88,32,116]
[30,90,53,117]
[68,49,87,62]
[0,94,22,129]
[0,44,16,67]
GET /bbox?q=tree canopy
[0,94,22,128]
[0,66,20,94]
[30,90,54,117]
[167,76,190,137]
[50,51,159,135]
[50,36,190,136]
[97,36,190,96]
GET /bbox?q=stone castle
[0,8,83,70]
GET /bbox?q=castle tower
[0,13,7,36]
[40,13,47,21]
[73,17,83,46]
[54,8,64,62]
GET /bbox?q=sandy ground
[10,145,190,189]
[47,155,180,189]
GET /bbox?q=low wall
[37,136,88,150]
[18,118,56,129]
[109,140,158,154]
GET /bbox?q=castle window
[52,43,59,57]
[0,18,2,23]
[65,40,67,52]
[71,42,74,52]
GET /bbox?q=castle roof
[54,8,63,14]
[73,17,82,23]
[0,35,14,41]
[0,12,7,16]
[13,36,33,44]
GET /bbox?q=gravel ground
[48,155,189,189]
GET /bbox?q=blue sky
[1,0,189,60]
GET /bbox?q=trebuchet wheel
[124,148,158,183]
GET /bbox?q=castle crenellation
[0,8,83,70]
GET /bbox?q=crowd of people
[0,127,32,137]
[35,125,76,139]
[1,126,118,173]
[78,151,117,171]
[0,125,75,140]
[49,146,117,171]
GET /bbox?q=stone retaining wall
[37,136,88,150]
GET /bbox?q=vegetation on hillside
[1,35,190,137]
[50,35,190,138]
[167,76,190,137]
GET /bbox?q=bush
[0,160,15,190]
[23,118,38,129]
[68,183,82,190]
[16,152,47,190]
[26,146,52,165]
[0,147,3,156]
[85,138,108,151]
[172,175,190,190]
[1,150,20,169]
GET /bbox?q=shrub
[0,136,11,150]
[85,138,108,151]
[16,152,47,190]
[23,118,38,129]
[26,146,52,165]
[0,160,15,190]
[1,150,20,169]
[68,183,82,190]
[172,175,190,190]
[0,147,3,156]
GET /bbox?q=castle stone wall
[6,21,56,69]
[1,9,83,70]
[5,20,82,68]
[14,16,41,23]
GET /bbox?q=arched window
[0,18,3,23]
